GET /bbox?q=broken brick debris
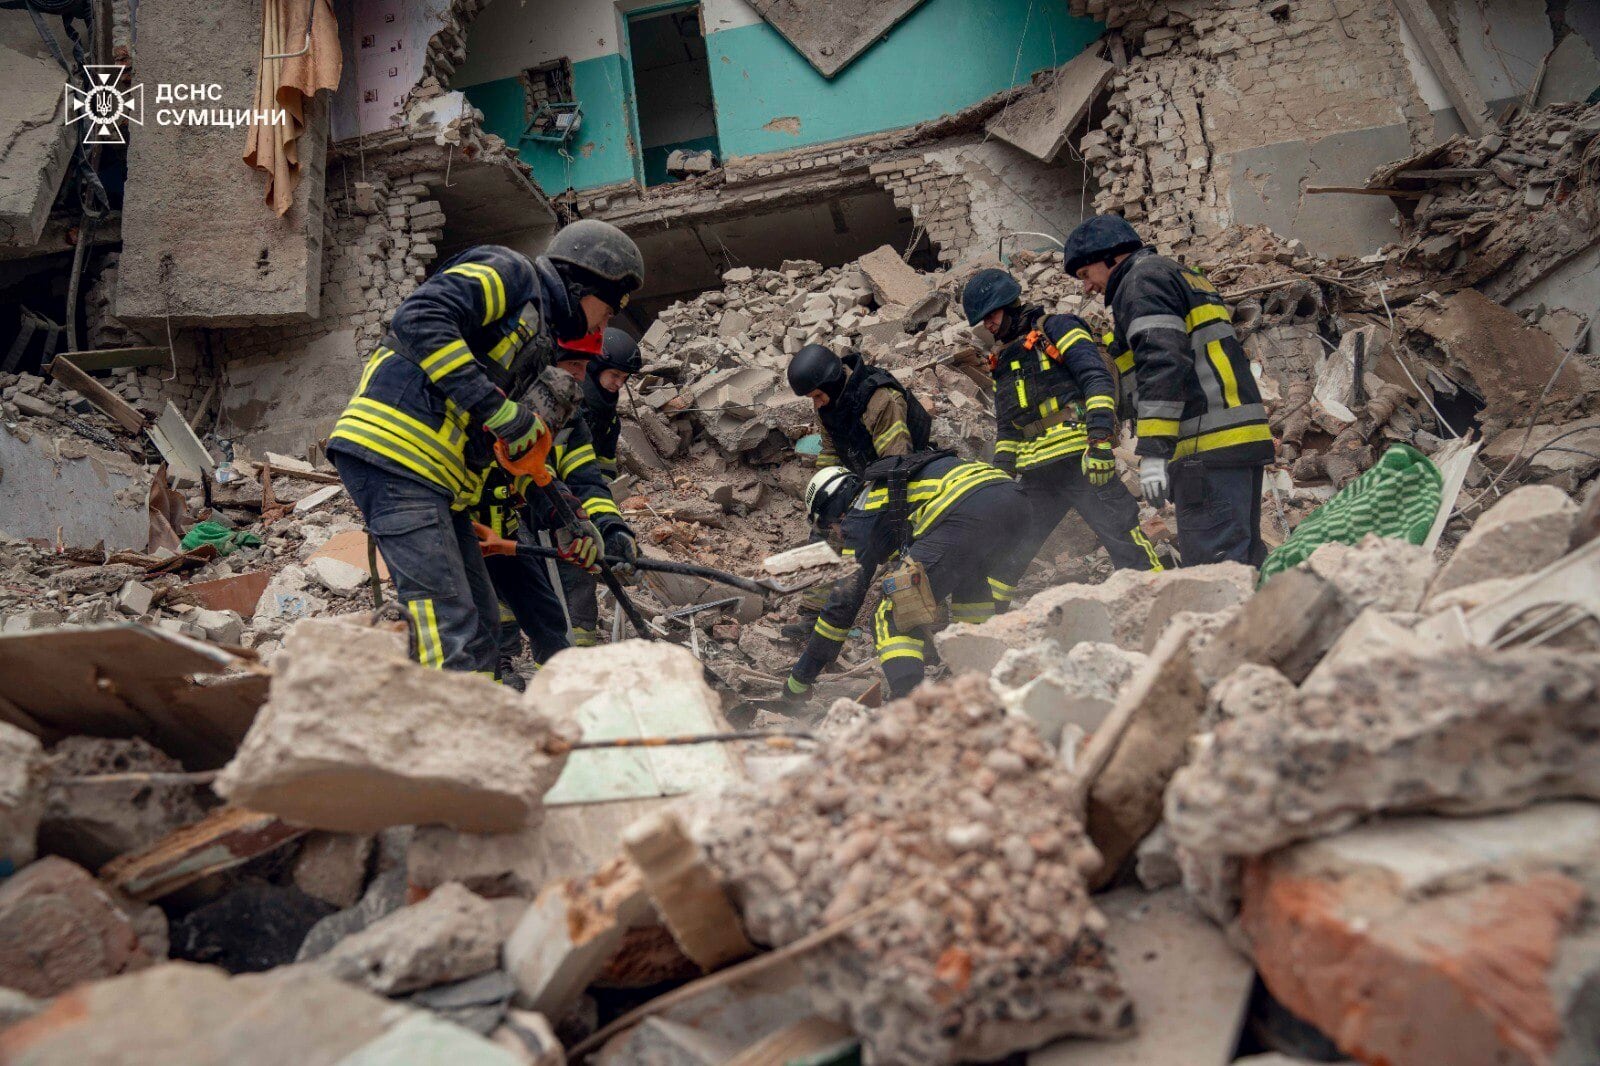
[314,882,502,996]
[0,856,158,997]
[622,810,756,972]
[699,676,1130,1064]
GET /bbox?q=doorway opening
[626,4,721,187]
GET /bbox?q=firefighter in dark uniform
[960,268,1162,612]
[558,328,642,647]
[782,452,1032,701]
[1064,215,1274,566]
[328,220,644,675]
[782,344,938,640]
[787,344,932,474]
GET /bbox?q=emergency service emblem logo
[64,65,144,145]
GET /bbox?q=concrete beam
[1390,0,1496,138]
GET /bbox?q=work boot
[498,658,526,692]
[571,626,600,648]
[780,614,820,642]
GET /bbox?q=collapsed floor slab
[214,619,574,833]
[1167,650,1600,859]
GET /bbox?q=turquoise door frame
[621,0,722,187]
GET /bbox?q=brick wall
[867,155,978,266]
[1078,0,1429,251]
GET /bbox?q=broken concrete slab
[699,676,1130,1064]
[1167,650,1600,859]
[532,642,737,807]
[856,244,935,310]
[936,562,1256,677]
[1301,609,1436,686]
[503,858,653,1019]
[489,1009,564,1065]
[100,805,308,901]
[0,424,151,551]
[990,640,1147,746]
[293,831,376,909]
[0,721,45,876]
[39,736,208,871]
[0,961,513,1064]
[1304,534,1436,614]
[761,540,843,574]
[622,811,755,972]
[405,797,689,901]
[297,864,410,964]
[1027,888,1253,1066]
[0,856,157,997]
[745,0,931,78]
[0,622,266,769]
[1430,484,1579,597]
[1195,567,1354,686]
[1240,802,1600,1066]
[0,12,77,249]
[1416,289,1584,418]
[1084,612,1234,888]
[986,50,1115,164]
[316,883,501,996]
[116,0,327,326]
[215,619,573,832]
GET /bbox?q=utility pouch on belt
[882,557,939,630]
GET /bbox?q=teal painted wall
[468,0,1101,193]
[465,52,640,194]
[705,0,1101,157]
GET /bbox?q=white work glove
[1139,456,1170,508]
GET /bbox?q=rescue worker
[781,343,935,641]
[782,451,1031,701]
[328,220,644,674]
[959,268,1162,611]
[558,328,642,646]
[477,340,639,683]
[786,344,932,473]
[1064,215,1273,565]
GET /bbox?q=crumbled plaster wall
[1079,0,1432,255]
[83,254,214,424]
[208,165,449,456]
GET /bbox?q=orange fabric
[244,0,342,217]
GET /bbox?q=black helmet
[787,344,846,399]
[1063,214,1144,276]
[961,268,1022,326]
[594,327,641,375]
[544,220,645,307]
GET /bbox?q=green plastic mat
[1259,443,1443,584]
[180,521,262,558]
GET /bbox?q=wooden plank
[47,355,146,434]
[1396,167,1490,182]
[179,570,273,615]
[100,806,307,899]
[48,346,168,372]
[1305,185,1423,198]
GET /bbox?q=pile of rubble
[3,466,1594,1064]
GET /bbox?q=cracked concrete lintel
[0,11,78,249]
[746,0,932,78]
[0,422,150,550]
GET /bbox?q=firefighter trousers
[334,451,499,675]
[558,563,600,639]
[874,481,1032,698]
[486,527,572,667]
[1171,462,1266,568]
[1003,461,1162,608]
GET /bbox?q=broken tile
[316,883,502,996]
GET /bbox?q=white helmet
[805,466,859,527]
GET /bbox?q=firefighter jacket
[471,413,627,540]
[790,452,1011,684]
[580,367,623,480]
[816,352,932,474]
[1106,248,1273,467]
[990,307,1117,475]
[329,245,586,509]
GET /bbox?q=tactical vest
[820,355,932,475]
[991,310,1090,439]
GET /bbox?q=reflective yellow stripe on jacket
[862,461,1012,539]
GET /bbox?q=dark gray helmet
[961,268,1022,326]
[595,328,641,374]
[787,344,845,397]
[544,220,645,293]
[1063,214,1144,276]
